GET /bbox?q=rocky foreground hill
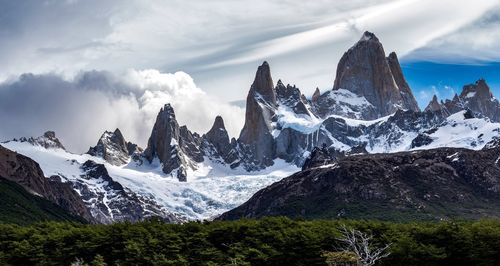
[220,135,500,221]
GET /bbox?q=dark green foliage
[0,217,499,265]
[0,178,85,225]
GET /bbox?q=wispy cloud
[0,0,497,102]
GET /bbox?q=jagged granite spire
[144,104,204,181]
[387,52,420,112]
[332,31,420,118]
[251,61,276,104]
[238,61,277,169]
[144,104,187,180]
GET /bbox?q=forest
[0,217,499,265]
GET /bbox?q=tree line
[0,217,499,265]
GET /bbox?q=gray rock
[203,116,239,165]
[220,147,500,221]
[144,104,202,181]
[0,145,93,222]
[77,160,179,223]
[19,131,66,150]
[444,79,500,121]
[424,95,450,119]
[311,87,321,103]
[238,61,277,169]
[323,31,420,119]
[87,128,130,166]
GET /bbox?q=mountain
[3,134,181,224]
[87,128,133,166]
[137,32,500,178]
[219,143,500,221]
[3,31,500,223]
[0,144,92,222]
[203,116,239,165]
[315,31,419,120]
[238,61,278,169]
[0,177,86,224]
[440,79,500,121]
[12,131,66,150]
[2,132,297,222]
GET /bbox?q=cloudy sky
[0,0,499,152]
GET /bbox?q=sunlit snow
[2,141,298,220]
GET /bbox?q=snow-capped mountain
[2,133,298,222]
[2,31,500,223]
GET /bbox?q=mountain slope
[0,144,93,222]
[219,145,500,221]
[3,31,500,223]
[0,177,86,224]
[2,137,298,221]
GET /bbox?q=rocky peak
[425,95,440,112]
[144,104,184,180]
[332,32,419,119]
[205,116,229,145]
[144,104,203,181]
[460,79,494,100]
[311,88,321,103]
[444,79,500,122]
[144,104,180,163]
[424,95,449,118]
[360,30,378,41]
[251,61,276,104]
[87,128,130,166]
[20,131,66,150]
[204,116,238,165]
[386,52,420,112]
[238,62,278,169]
[275,82,311,116]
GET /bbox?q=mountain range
[2,31,500,223]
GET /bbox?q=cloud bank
[0,70,244,153]
[0,0,498,101]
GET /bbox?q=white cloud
[0,70,244,153]
[405,6,500,64]
[0,0,498,144]
[1,1,497,103]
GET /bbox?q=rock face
[238,61,277,169]
[325,31,419,119]
[144,104,203,181]
[203,116,238,165]
[0,177,86,224]
[87,129,131,165]
[220,147,500,221]
[275,81,311,116]
[425,95,445,113]
[443,79,500,121]
[386,52,420,112]
[74,160,178,224]
[311,88,321,103]
[301,144,336,170]
[0,145,93,222]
